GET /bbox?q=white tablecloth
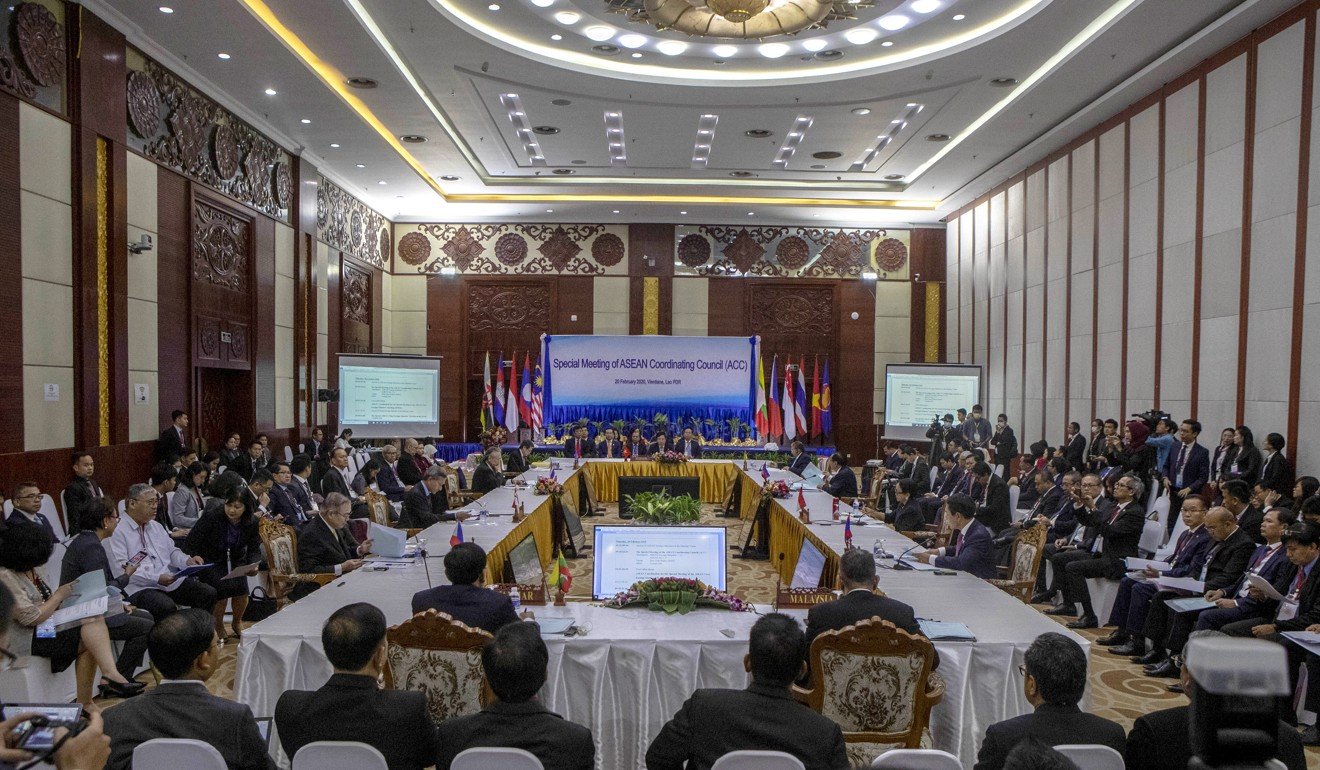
[234,464,1087,769]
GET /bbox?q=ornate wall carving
[748,285,834,336]
[467,284,552,331]
[674,225,909,279]
[317,175,389,268]
[192,199,250,292]
[399,224,628,275]
[342,263,372,325]
[0,2,66,112]
[126,52,292,221]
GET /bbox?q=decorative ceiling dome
[705,0,767,23]
[638,0,867,39]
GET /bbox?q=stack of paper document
[1124,557,1172,572]
[1153,576,1204,594]
[50,571,109,631]
[1246,574,1284,601]
[1165,596,1217,613]
[918,620,976,642]
[1282,631,1320,655]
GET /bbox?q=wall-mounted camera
[128,233,153,254]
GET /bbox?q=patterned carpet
[97,503,1320,768]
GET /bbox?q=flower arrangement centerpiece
[624,490,702,525]
[652,450,689,464]
[477,426,508,450]
[762,480,791,499]
[534,476,563,496]
[603,577,751,615]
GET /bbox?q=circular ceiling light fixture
[532,125,560,134]
[711,44,739,58]
[584,25,615,41]
[631,52,643,58]
[217,52,231,60]
[530,0,555,6]
[989,76,1019,86]
[802,38,828,52]
[551,33,563,40]
[925,132,951,142]
[552,168,576,175]
[657,40,689,56]
[553,10,580,23]
[649,0,835,39]
[618,33,648,48]
[850,107,872,115]
[952,13,965,20]
[401,134,428,143]
[910,0,940,12]
[592,44,620,54]
[843,27,877,44]
[884,173,905,180]
[878,14,910,30]
[346,77,378,89]
[812,150,842,159]
[758,42,790,58]
[488,4,500,10]
[440,175,460,181]
[744,129,773,138]
[264,88,278,96]
[814,49,844,60]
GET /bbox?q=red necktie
[1292,569,1306,597]
[1172,530,1191,561]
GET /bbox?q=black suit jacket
[563,437,595,458]
[276,673,438,770]
[788,452,813,476]
[1125,705,1304,770]
[902,458,931,496]
[268,483,308,527]
[647,441,671,456]
[1065,433,1087,471]
[60,530,130,590]
[229,453,262,483]
[1258,452,1293,494]
[1200,528,1258,592]
[805,590,938,670]
[1237,505,1266,544]
[398,456,424,486]
[645,682,848,770]
[1164,441,1210,495]
[888,500,928,533]
[320,467,354,499]
[411,583,519,635]
[975,703,1126,770]
[61,477,102,520]
[674,438,702,458]
[505,450,532,474]
[978,475,1012,533]
[6,510,57,546]
[435,699,594,770]
[157,426,187,462]
[399,483,449,529]
[103,682,275,770]
[1074,499,1145,576]
[597,439,624,459]
[990,426,1017,463]
[471,463,505,494]
[300,438,324,460]
[297,516,359,573]
[1268,560,1320,631]
[183,509,261,572]
[822,465,858,498]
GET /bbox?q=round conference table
[234,460,1087,769]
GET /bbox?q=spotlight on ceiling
[400,134,428,143]
[850,107,872,115]
[345,77,378,89]
[989,77,1019,87]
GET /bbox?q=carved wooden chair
[793,618,944,768]
[989,521,1048,602]
[257,517,334,608]
[361,488,393,527]
[383,609,493,725]
[446,470,483,508]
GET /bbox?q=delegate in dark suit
[61,477,103,520]
[597,439,624,458]
[1258,452,1293,494]
[228,453,261,483]
[267,483,308,526]
[410,584,519,635]
[1164,441,1210,498]
[505,449,532,474]
[674,437,702,457]
[1142,526,1257,655]
[645,682,848,770]
[1193,543,1291,632]
[398,482,450,529]
[934,520,997,579]
[320,467,353,499]
[788,451,813,476]
[156,426,188,463]
[103,681,275,770]
[471,463,505,494]
[888,498,928,533]
[1125,705,1305,770]
[1064,433,1087,471]
[805,590,939,670]
[978,474,1012,533]
[1058,499,1146,618]
[822,465,858,498]
[276,673,439,770]
[1108,525,1212,635]
[563,437,595,458]
[436,700,594,770]
[974,702,1126,770]
[397,456,424,486]
[376,462,407,501]
[901,457,931,496]
[300,438,324,459]
[297,517,360,574]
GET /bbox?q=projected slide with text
[545,335,754,409]
[340,365,438,425]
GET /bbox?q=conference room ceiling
[92,0,1292,225]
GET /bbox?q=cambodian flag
[450,522,464,547]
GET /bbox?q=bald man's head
[1204,507,1237,542]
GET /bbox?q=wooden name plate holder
[774,587,839,610]
[493,583,548,606]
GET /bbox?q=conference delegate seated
[321,447,370,518]
[917,454,964,520]
[277,603,439,769]
[806,548,938,670]
[1190,507,1294,635]
[623,427,648,458]
[411,543,519,634]
[169,461,208,530]
[400,466,469,529]
[60,499,155,683]
[974,633,1124,770]
[1124,635,1306,770]
[972,461,1012,533]
[819,453,858,498]
[506,440,535,473]
[1097,496,1211,655]
[787,440,813,476]
[62,451,104,517]
[289,455,320,515]
[107,483,217,622]
[436,621,594,770]
[1222,478,1265,544]
[471,448,507,494]
[227,438,267,483]
[376,443,409,501]
[269,461,310,526]
[184,491,261,643]
[992,471,1067,565]
[597,427,624,459]
[1050,473,1146,629]
[0,523,147,704]
[217,432,243,468]
[301,426,326,460]
[648,432,671,456]
[103,609,275,770]
[564,426,595,458]
[6,482,57,546]
[292,493,371,601]
[350,458,383,497]
[674,427,702,458]
[1032,473,1109,603]
[645,613,848,770]
[918,494,996,578]
[886,479,927,532]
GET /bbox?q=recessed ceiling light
[631,52,643,58]
[744,129,772,138]
[730,171,755,177]
[530,0,555,6]
[330,143,340,148]
[618,33,647,48]
[880,40,894,47]
[851,107,872,115]
[584,25,615,41]
[758,43,790,58]
[612,210,620,214]
[810,164,825,169]
[884,173,905,180]
[551,33,563,41]
[217,52,231,60]
[815,49,844,59]
[952,13,965,20]
[158,6,173,13]
[571,159,587,164]
[812,150,842,159]
[441,175,460,181]
[554,10,580,23]
[355,163,366,168]
[911,0,940,12]
[878,14,909,30]
[552,99,572,106]
[680,211,687,215]
[532,125,560,135]
[378,180,387,185]
[802,39,828,52]
[345,77,378,89]
[264,88,277,96]
[546,209,554,213]
[400,134,428,143]
[747,212,755,216]
[488,4,500,10]
[989,77,1019,87]
[300,118,311,124]
[552,168,575,175]
[925,133,951,142]
[657,40,688,56]
[844,28,877,45]
[712,44,738,58]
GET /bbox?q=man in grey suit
[103,608,274,770]
[645,613,848,770]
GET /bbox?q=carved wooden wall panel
[190,191,254,370]
[316,175,388,268]
[748,285,835,336]
[340,259,374,356]
[342,263,371,325]
[467,283,552,331]
[0,2,66,113]
[192,199,249,292]
[398,224,628,276]
[674,225,909,279]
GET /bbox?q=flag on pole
[760,463,770,482]
[767,354,782,439]
[796,487,807,511]
[810,356,822,441]
[492,352,506,427]
[793,358,809,438]
[531,357,544,430]
[519,353,533,426]
[548,550,573,592]
[844,515,853,549]
[512,487,521,515]
[821,359,833,439]
[480,352,494,430]
[781,361,797,441]
[754,350,769,439]
[832,497,840,521]
[504,359,520,432]
[449,521,465,547]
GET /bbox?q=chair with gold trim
[989,521,1047,603]
[446,471,484,509]
[792,618,944,768]
[257,517,335,608]
[361,489,393,527]
[383,609,493,725]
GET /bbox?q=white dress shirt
[107,516,193,593]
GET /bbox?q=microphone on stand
[774,552,785,610]
[890,544,921,570]
[417,538,433,589]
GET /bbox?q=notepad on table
[918,620,976,642]
[536,618,575,635]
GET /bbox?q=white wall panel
[1200,230,1242,320]
[1204,55,1247,154]
[1130,107,1160,186]
[1166,83,1200,172]
[1256,22,1305,132]
[1197,315,1239,402]
[1164,163,1198,248]
[1072,141,1095,212]
[1098,126,1126,201]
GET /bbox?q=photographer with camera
[926,414,955,467]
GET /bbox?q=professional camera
[1185,635,1290,769]
[1132,408,1171,433]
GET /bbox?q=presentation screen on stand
[883,363,982,442]
[337,354,442,439]
[592,525,727,599]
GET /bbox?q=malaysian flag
[531,357,544,430]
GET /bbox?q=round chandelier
[620,0,873,39]
[705,0,768,23]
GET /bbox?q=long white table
[234,461,1087,769]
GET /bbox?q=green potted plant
[623,490,702,525]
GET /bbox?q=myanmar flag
[548,550,573,592]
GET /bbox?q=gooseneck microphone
[891,544,922,570]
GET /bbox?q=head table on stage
[234,459,1086,769]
